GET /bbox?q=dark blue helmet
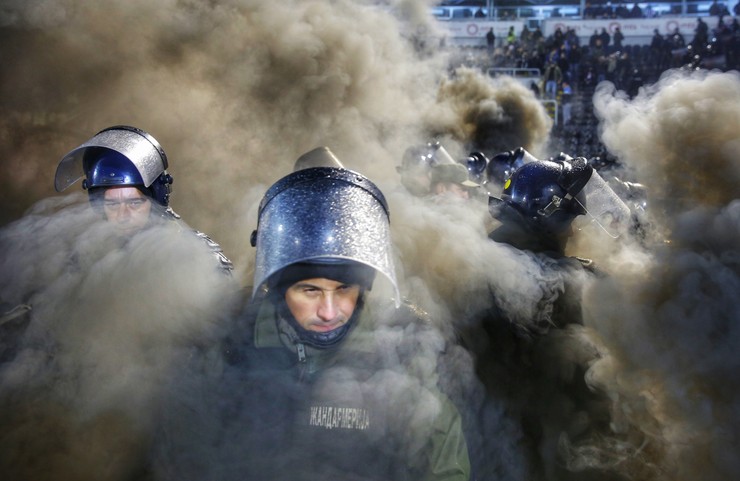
[251,165,399,306]
[462,152,489,184]
[485,147,539,195]
[83,149,145,188]
[55,125,173,206]
[498,157,593,234]
[81,147,173,206]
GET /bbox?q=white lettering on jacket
[308,406,370,431]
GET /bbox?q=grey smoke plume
[0,1,540,479]
[0,0,446,272]
[426,67,552,157]
[0,1,550,259]
[595,70,740,219]
[0,195,239,481]
[575,70,740,481]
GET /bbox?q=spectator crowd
[445,10,738,165]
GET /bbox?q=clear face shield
[398,142,457,197]
[54,125,168,193]
[400,142,456,172]
[251,167,400,307]
[571,169,632,239]
[428,142,456,166]
[534,156,631,239]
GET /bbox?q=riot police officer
[0,127,239,481]
[470,152,630,481]
[156,154,471,481]
[489,152,629,257]
[54,125,233,272]
[397,141,458,197]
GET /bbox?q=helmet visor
[573,170,632,238]
[55,127,167,192]
[252,167,400,306]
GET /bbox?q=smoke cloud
[0,195,239,480]
[427,68,552,157]
[575,69,740,481]
[1,1,738,481]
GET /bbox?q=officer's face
[285,278,361,333]
[102,187,152,235]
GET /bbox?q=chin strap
[538,192,576,217]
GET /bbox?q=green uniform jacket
[216,295,472,481]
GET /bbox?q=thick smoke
[427,67,552,157]
[0,0,447,272]
[573,70,740,481]
[0,195,239,480]
[0,0,551,269]
[2,1,737,481]
[595,70,740,219]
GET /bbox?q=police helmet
[55,125,173,206]
[251,165,400,307]
[486,147,538,195]
[486,151,516,187]
[398,141,455,173]
[499,157,593,234]
[463,152,489,184]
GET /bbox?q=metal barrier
[487,67,543,91]
[487,68,542,79]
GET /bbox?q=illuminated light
[504,179,511,190]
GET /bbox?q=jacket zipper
[296,342,307,381]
